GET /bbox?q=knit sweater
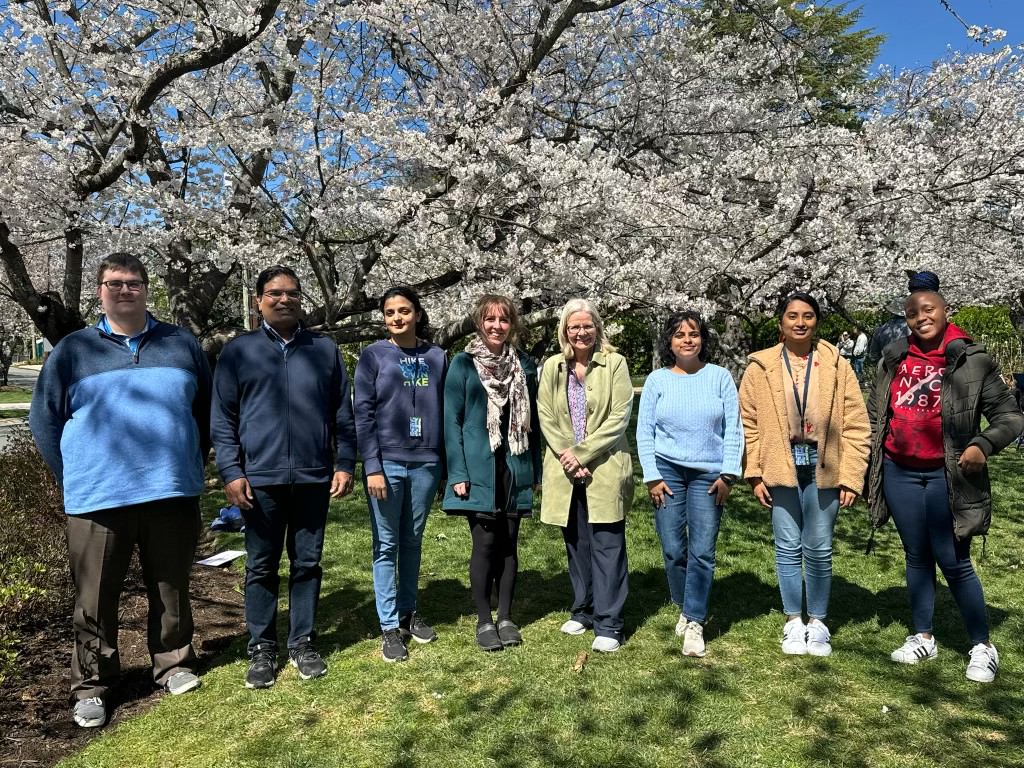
[636,365,743,482]
[354,340,448,476]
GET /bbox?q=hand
[224,477,254,510]
[958,445,987,473]
[646,479,673,509]
[839,486,857,508]
[708,478,732,506]
[751,479,773,509]
[366,472,388,501]
[559,448,584,475]
[453,481,470,499]
[331,471,354,498]
[573,466,592,481]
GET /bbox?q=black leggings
[468,514,522,625]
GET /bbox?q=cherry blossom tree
[1,0,1022,353]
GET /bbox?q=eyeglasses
[261,289,302,301]
[567,324,595,335]
[100,280,146,292]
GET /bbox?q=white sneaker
[965,643,999,683]
[674,613,686,638]
[682,621,706,657]
[591,636,621,653]
[890,634,937,665]
[805,619,832,657]
[781,618,807,655]
[560,619,588,635]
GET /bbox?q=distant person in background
[356,287,447,663]
[852,327,868,384]
[868,299,909,368]
[838,331,854,362]
[537,299,634,654]
[867,278,1023,682]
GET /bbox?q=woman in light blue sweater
[636,311,743,657]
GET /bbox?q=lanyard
[782,348,813,439]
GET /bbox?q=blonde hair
[472,294,525,347]
[557,298,616,358]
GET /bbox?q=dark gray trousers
[66,497,200,700]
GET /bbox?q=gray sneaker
[72,696,107,728]
[382,628,409,662]
[165,671,201,695]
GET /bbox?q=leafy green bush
[0,428,71,684]
[952,305,1020,345]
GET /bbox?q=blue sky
[854,0,1024,71]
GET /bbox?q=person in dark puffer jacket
[867,273,1024,683]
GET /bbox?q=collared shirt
[262,320,301,353]
[99,314,156,356]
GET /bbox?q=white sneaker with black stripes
[965,643,999,683]
[890,633,937,664]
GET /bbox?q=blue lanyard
[782,348,813,438]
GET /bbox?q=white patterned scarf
[465,336,531,455]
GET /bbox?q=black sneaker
[476,622,504,652]
[399,612,438,644]
[289,643,328,680]
[382,628,409,662]
[246,645,278,689]
[496,619,522,647]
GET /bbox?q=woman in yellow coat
[537,299,634,653]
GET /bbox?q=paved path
[1,364,40,450]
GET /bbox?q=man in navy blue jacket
[211,265,356,689]
[30,253,211,728]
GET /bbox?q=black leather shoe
[475,622,504,652]
[496,619,522,647]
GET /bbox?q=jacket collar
[747,339,839,371]
[558,350,608,370]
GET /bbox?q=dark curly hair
[658,311,711,366]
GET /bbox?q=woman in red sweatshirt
[867,277,1024,683]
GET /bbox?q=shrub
[0,428,71,684]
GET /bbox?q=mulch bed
[0,562,245,768]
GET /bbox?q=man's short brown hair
[96,253,148,286]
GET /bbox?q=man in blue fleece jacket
[30,253,212,729]
[211,265,356,689]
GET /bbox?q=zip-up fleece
[738,339,870,491]
[30,316,212,514]
[211,326,356,487]
[867,333,1024,540]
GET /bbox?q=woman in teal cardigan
[443,295,541,652]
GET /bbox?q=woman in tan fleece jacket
[739,292,870,657]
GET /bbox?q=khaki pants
[66,497,200,700]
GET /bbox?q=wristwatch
[719,473,738,487]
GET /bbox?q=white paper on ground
[196,549,245,567]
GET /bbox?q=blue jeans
[882,459,989,644]
[243,483,329,652]
[770,448,839,619]
[653,459,722,624]
[367,461,442,630]
[852,355,865,382]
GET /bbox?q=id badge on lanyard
[783,348,813,466]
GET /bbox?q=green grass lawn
[0,388,32,404]
[61,449,1024,768]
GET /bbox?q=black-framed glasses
[261,289,303,301]
[100,280,147,292]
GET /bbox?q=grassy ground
[0,388,32,404]
[60,449,1024,768]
